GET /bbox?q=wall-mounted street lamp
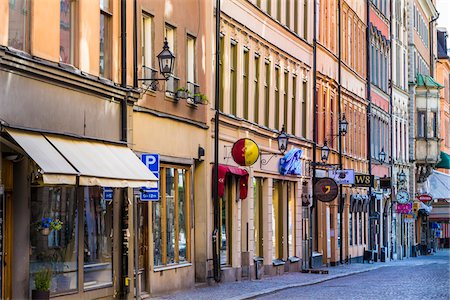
[260,125,290,166]
[321,140,331,162]
[378,147,386,163]
[397,169,407,184]
[138,38,175,90]
[339,114,349,136]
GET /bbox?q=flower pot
[32,290,50,300]
[40,228,50,236]
[176,90,188,99]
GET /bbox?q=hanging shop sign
[417,194,432,203]
[140,153,160,201]
[314,177,338,202]
[380,177,392,189]
[231,138,260,166]
[103,187,113,201]
[353,174,374,187]
[396,203,412,214]
[329,169,355,185]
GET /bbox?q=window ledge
[83,282,113,291]
[253,256,264,262]
[153,262,192,272]
[272,259,285,266]
[288,256,301,263]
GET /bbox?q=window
[358,212,362,245]
[153,166,190,266]
[292,75,297,136]
[29,187,78,295]
[230,41,237,116]
[417,111,426,138]
[164,24,176,73]
[219,36,224,111]
[219,176,234,265]
[272,180,282,260]
[302,80,307,138]
[354,211,358,244]
[303,0,307,39]
[142,13,155,85]
[287,182,296,257]
[275,66,280,130]
[254,178,263,257]
[264,60,271,127]
[254,54,260,123]
[283,70,289,132]
[100,0,112,78]
[8,0,30,52]
[286,0,290,27]
[84,187,113,290]
[429,111,437,138]
[186,35,196,84]
[60,0,75,64]
[243,48,249,119]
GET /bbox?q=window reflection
[29,186,78,295]
[83,187,113,290]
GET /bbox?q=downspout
[310,0,318,270]
[337,0,343,265]
[366,0,373,251]
[120,1,129,297]
[132,1,140,299]
[121,0,128,142]
[389,0,394,261]
[429,13,439,77]
[213,0,221,283]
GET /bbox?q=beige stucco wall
[31,0,60,61]
[0,0,8,45]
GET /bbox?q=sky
[436,0,450,37]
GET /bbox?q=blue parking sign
[141,153,160,201]
[103,187,113,201]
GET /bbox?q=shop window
[287,182,296,257]
[8,0,30,52]
[100,0,112,78]
[358,212,363,245]
[253,178,263,257]
[349,212,353,246]
[29,186,78,295]
[272,180,283,260]
[60,0,75,64]
[83,187,113,290]
[219,176,234,265]
[153,166,191,267]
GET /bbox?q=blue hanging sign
[141,153,160,201]
[103,187,113,201]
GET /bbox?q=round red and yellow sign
[231,138,260,166]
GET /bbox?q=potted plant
[32,268,52,300]
[176,87,191,99]
[194,93,209,105]
[37,218,63,236]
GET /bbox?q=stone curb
[229,265,386,300]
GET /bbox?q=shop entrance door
[0,189,3,299]
[137,200,149,296]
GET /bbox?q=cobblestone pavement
[151,250,450,300]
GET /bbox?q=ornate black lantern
[157,38,175,79]
[277,125,289,154]
[321,140,330,162]
[339,114,349,136]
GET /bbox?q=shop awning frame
[216,164,249,200]
[5,128,157,188]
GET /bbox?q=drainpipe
[310,0,318,270]
[389,0,394,261]
[213,0,221,283]
[120,1,129,298]
[366,0,373,251]
[429,13,439,77]
[121,0,128,143]
[337,0,343,265]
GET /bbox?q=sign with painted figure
[329,169,355,185]
[314,177,338,202]
[141,154,160,201]
[353,174,374,187]
[231,138,260,166]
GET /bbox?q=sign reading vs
[353,175,374,187]
[141,154,160,201]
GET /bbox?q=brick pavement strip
[152,250,450,300]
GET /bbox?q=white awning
[6,128,157,188]
[428,170,450,200]
[6,129,78,185]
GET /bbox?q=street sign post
[141,153,160,201]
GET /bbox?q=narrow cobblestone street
[153,250,450,300]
